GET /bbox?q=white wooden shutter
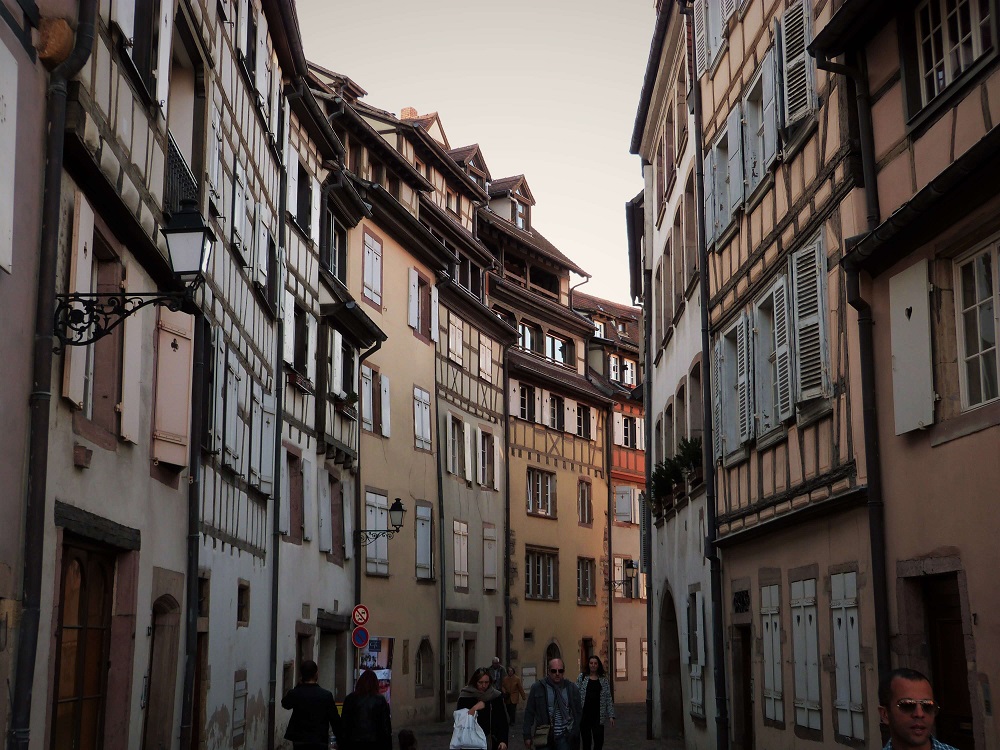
[613,412,624,446]
[762,49,779,169]
[694,0,707,78]
[371,239,383,304]
[737,312,754,443]
[119,259,143,443]
[416,505,432,578]
[483,525,498,590]
[301,456,314,541]
[151,309,195,466]
[260,392,276,495]
[269,53,281,135]
[379,373,391,437]
[463,421,473,481]
[728,105,744,214]
[589,408,597,443]
[703,150,716,247]
[249,382,263,487]
[232,162,246,252]
[254,9,269,100]
[712,339,723,459]
[493,435,501,489]
[792,579,822,730]
[235,0,248,56]
[792,239,830,402]
[430,285,439,342]
[208,110,222,201]
[780,0,816,127]
[615,486,632,521]
[282,289,295,365]
[721,0,736,21]
[533,387,542,424]
[223,351,240,469]
[454,521,469,588]
[832,572,864,739]
[637,417,646,450]
[695,590,706,667]
[762,584,784,722]
[306,313,317,383]
[563,399,576,434]
[286,155,299,220]
[446,414,455,474]
[209,327,227,455]
[317,468,332,552]
[112,1,135,44]
[407,267,419,329]
[475,426,485,484]
[63,190,95,407]
[889,260,935,433]
[154,0,173,116]
[331,330,344,397]
[310,177,321,245]
[279,447,290,533]
[254,211,268,288]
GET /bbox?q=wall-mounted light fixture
[355,498,406,546]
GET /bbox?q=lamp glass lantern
[388,498,406,531]
[624,559,638,581]
[162,198,215,286]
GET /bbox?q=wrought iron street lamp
[356,498,406,546]
[610,559,638,591]
[53,198,215,352]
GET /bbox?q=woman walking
[501,667,526,727]
[340,669,392,750]
[457,667,509,750]
[575,656,614,750]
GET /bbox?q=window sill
[929,398,1000,447]
[524,597,559,603]
[365,571,390,579]
[286,369,315,395]
[795,397,834,430]
[779,117,819,167]
[754,426,787,452]
[577,599,597,607]
[722,445,750,469]
[744,172,774,214]
[72,412,119,453]
[527,511,558,521]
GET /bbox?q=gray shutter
[379,373,391,437]
[773,277,795,421]
[762,49,779,168]
[780,0,816,127]
[250,382,263,487]
[694,0,708,78]
[282,289,295,365]
[212,328,227,454]
[260,392,276,495]
[792,238,831,402]
[154,0,173,115]
[306,313,317,383]
[728,105,744,215]
[712,339,723,459]
[889,259,935,433]
[737,312,755,444]
[407,267,419,329]
[430,285,440,342]
[703,150,716,247]
[318,468,332,552]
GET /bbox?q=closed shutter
[636,417,646,450]
[613,412,624,446]
[249,382,263,487]
[223,351,241,470]
[737,312,754,444]
[712,339,723,459]
[260,392,276,495]
[379,373,391,437]
[152,309,195,467]
[286,156,299,221]
[463,421,473,481]
[483,526,497,591]
[306,313,317,383]
[119,258,144,443]
[703,150,716,247]
[154,0,173,116]
[279,447,290,533]
[310,177,321,246]
[63,190,95,408]
[773,277,794,421]
[615,487,632,522]
[235,0,248,56]
[301,457,314,541]
[254,9,269,101]
[331,330,344,398]
[889,260,935,433]
[371,238,383,304]
[780,0,816,127]
[212,328,227,454]
[233,162,246,252]
[254,211,268,288]
[282,289,295,365]
[792,238,830,402]
[208,110,222,203]
[762,49,779,169]
[694,0,708,78]
[430,285,439,342]
[416,505,432,579]
[407,268,419,329]
[563,399,576,434]
[832,572,864,739]
[727,105,744,214]
[493,435,501,489]
[762,584,784,722]
[791,578,822,730]
[317,468,332,552]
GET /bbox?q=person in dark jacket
[523,658,581,750]
[281,660,341,750]
[457,667,509,750]
[340,669,392,750]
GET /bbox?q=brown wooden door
[731,625,754,750]
[142,596,181,750]
[924,575,974,749]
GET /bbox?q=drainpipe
[813,48,891,681]
[354,339,383,608]
[8,3,97,749]
[502,343,512,671]
[434,370,447,722]
[642,265,654,741]
[604,396,615,701]
[677,2,730,748]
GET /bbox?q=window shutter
[703,151,716,247]
[362,235,374,296]
[615,487,632,521]
[728,105,744,214]
[589,409,597,443]
[301,457,314,541]
[639,495,649,572]
[208,110,222,201]
[152,309,195,467]
[342,487,353,559]
[306,313,317,383]
[154,0,173,116]
[637,417,646,450]
[694,0,708,78]
[63,191,95,408]
[379,373,391,437]
[119,259,143,443]
[463,421,473,481]
[737,312,755,443]
[613,412,624,446]
[792,239,830,402]
[696,590,706,666]
[233,162,246,252]
[254,10,269,100]
[310,177,321,245]
[780,0,816,127]
[260,392,275,495]
[475,426,484,484]
[360,366,373,431]
[286,156,299,220]
[112,1,135,45]
[483,526,498,590]
[563,398,576,434]
[430,285,440,342]
[533,388,542,425]
[371,241,383,304]
[762,49,779,169]
[712,339,723,459]
[249,382,263,487]
[279,447,290,533]
[721,0,736,21]
[773,277,794,421]
[212,328,227,454]
[254,211,268,288]
[269,53,281,135]
[282,289,295,365]
[407,268,419,329]
[317,468,332,552]
[331,330,344,398]
[235,0,248,55]
[416,505,432,578]
[889,259,935,433]
[446,414,455,474]
[222,352,241,470]
[493,435,501,489]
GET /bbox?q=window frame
[577,479,593,526]
[525,547,558,601]
[576,557,596,604]
[526,467,556,517]
[362,228,384,307]
[413,386,432,451]
[954,241,1000,410]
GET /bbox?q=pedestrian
[340,669,392,750]
[281,660,342,750]
[458,667,509,750]
[522,658,581,750]
[574,656,614,750]
[488,657,505,689]
[502,667,527,727]
[878,667,957,750]
[398,729,417,750]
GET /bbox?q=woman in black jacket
[457,668,509,750]
[340,669,392,750]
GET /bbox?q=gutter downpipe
[813,49,891,680]
[642,262,654,740]
[355,338,383,608]
[502,342,512,671]
[9,3,97,748]
[677,2,729,747]
[432,282,449,722]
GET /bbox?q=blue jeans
[552,735,573,750]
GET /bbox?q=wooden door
[924,575,973,749]
[731,625,754,750]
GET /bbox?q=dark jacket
[281,682,341,744]
[340,691,392,750]
[457,694,510,747]
[522,679,581,741]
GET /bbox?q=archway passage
[545,641,562,668]
[658,588,684,741]
[143,595,181,750]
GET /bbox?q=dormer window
[513,199,528,230]
[447,189,459,214]
[595,321,606,338]
[518,322,541,353]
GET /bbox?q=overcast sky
[295,1,656,306]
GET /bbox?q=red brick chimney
[401,107,418,120]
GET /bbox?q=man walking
[282,660,342,750]
[523,658,581,750]
[488,656,505,689]
[879,667,957,750]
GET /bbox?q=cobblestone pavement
[398,702,684,750]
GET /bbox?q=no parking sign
[352,626,370,649]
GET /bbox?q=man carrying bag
[522,659,581,750]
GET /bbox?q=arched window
[415,638,434,690]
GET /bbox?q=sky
[295,1,657,306]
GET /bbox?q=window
[791,578,821,731]
[912,0,994,107]
[453,520,469,589]
[415,504,433,579]
[577,558,596,604]
[595,321,606,338]
[449,314,463,363]
[715,315,751,459]
[519,383,536,421]
[361,365,390,436]
[576,405,592,439]
[483,525,498,591]
[754,277,793,434]
[609,354,620,381]
[447,415,470,478]
[761,583,784,723]
[447,188,459,213]
[243,8,257,76]
[293,305,309,374]
[615,639,628,680]
[778,0,817,128]
[363,230,383,305]
[743,50,778,196]
[704,105,743,245]
[956,245,999,407]
[415,639,433,689]
[237,580,250,626]
[518,321,540,353]
[413,387,432,450]
[323,208,348,283]
[831,572,865,740]
[513,199,528,229]
[577,480,593,525]
[407,268,436,341]
[545,334,571,365]
[479,337,493,381]
[527,468,555,516]
[285,451,304,543]
[295,162,311,234]
[613,557,636,600]
[688,592,705,715]
[623,415,638,449]
[623,359,637,386]
[478,430,496,488]
[365,491,389,575]
[615,486,637,524]
[83,251,125,434]
[127,0,162,95]
[547,394,565,430]
[525,548,558,600]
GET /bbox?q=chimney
[401,107,418,120]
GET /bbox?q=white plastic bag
[449,708,488,750]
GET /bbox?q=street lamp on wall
[53,198,215,352]
[610,559,638,591]
[356,498,406,546]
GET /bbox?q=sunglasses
[897,699,941,715]
[549,669,565,674]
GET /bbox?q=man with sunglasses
[523,658,581,750]
[878,668,957,750]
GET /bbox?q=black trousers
[505,702,517,726]
[579,722,604,750]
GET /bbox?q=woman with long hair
[575,655,614,750]
[501,666,526,726]
[457,667,509,750]
[340,669,392,750]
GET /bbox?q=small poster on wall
[356,636,394,705]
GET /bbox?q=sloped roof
[400,109,450,149]
[488,174,534,204]
[449,143,493,182]
[573,291,641,321]
[508,350,613,406]
[478,210,589,277]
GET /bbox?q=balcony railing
[165,131,199,217]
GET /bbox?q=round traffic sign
[352,604,370,626]
[352,626,370,649]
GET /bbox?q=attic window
[513,199,529,230]
[447,189,459,214]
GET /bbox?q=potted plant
[678,436,704,489]
[651,456,683,512]
[334,390,359,419]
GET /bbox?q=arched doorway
[659,588,684,741]
[142,595,181,750]
[545,641,562,669]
